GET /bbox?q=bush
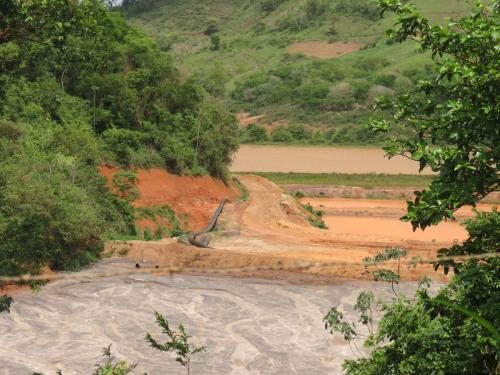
[210,34,221,51]
[261,0,286,12]
[271,125,294,142]
[242,124,268,143]
[204,19,219,36]
[374,73,396,87]
[334,0,381,21]
[296,80,331,109]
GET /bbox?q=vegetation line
[240,172,434,189]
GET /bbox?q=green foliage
[354,291,375,332]
[370,0,499,231]
[233,176,249,202]
[146,312,206,375]
[436,208,500,274]
[0,0,238,280]
[126,0,478,146]
[278,0,331,32]
[210,34,221,51]
[334,0,382,21]
[204,19,220,36]
[324,307,356,341]
[241,124,269,143]
[249,172,434,189]
[261,0,287,13]
[326,2,500,374]
[93,345,137,375]
[0,133,133,275]
[302,202,328,229]
[112,170,139,202]
[135,204,184,238]
[0,295,13,313]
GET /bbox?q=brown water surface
[302,198,494,244]
[231,145,433,174]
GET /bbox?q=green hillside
[125,0,474,144]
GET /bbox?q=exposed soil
[105,175,488,283]
[231,145,435,174]
[236,112,265,126]
[100,166,240,232]
[288,41,364,59]
[236,112,289,135]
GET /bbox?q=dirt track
[108,175,479,282]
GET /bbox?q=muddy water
[231,145,433,174]
[300,198,489,244]
[0,259,428,375]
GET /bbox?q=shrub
[210,35,221,51]
[334,0,381,21]
[374,73,396,87]
[271,125,294,142]
[204,19,219,36]
[242,124,268,143]
[296,80,331,109]
[261,0,286,12]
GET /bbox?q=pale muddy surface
[301,198,496,245]
[0,259,426,375]
[231,145,434,174]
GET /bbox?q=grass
[245,172,434,189]
[301,202,328,229]
[126,0,474,144]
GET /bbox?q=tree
[146,312,206,375]
[371,0,499,231]
[325,1,500,374]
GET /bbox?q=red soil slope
[100,166,240,232]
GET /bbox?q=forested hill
[0,1,238,276]
[125,0,475,144]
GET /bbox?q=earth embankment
[108,175,492,282]
[100,166,240,232]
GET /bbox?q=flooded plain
[0,259,427,375]
[231,145,433,174]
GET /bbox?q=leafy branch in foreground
[325,1,500,374]
[371,0,499,231]
[145,312,206,375]
[362,246,408,295]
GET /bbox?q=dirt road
[108,175,485,282]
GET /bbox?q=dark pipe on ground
[187,199,228,248]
